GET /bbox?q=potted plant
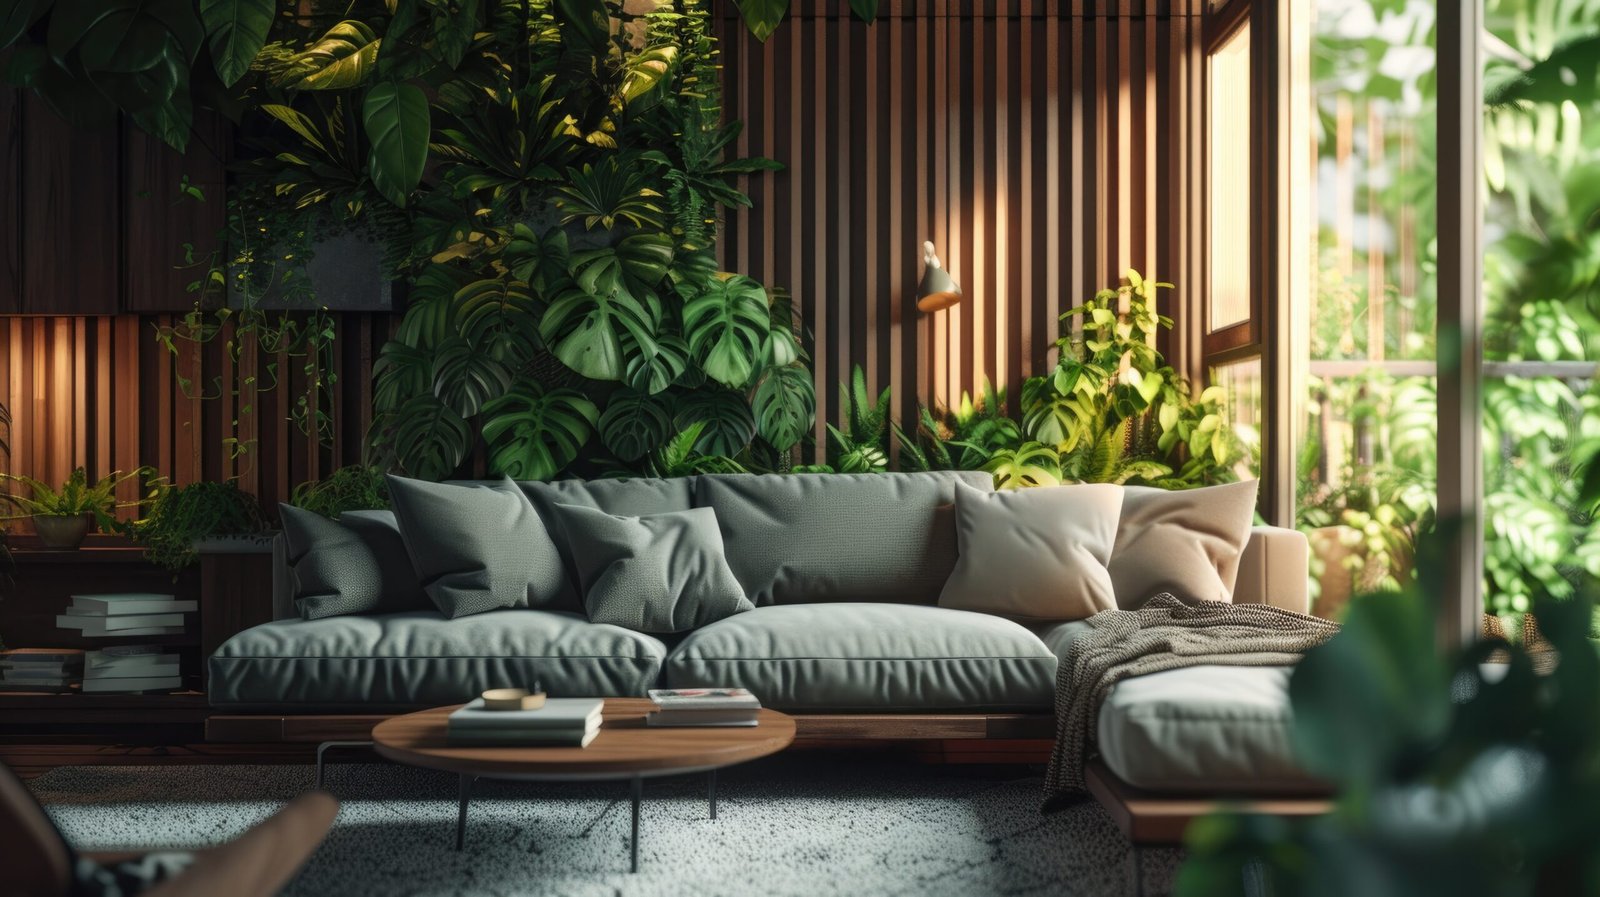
[0,467,157,550]
[289,465,391,519]
[133,480,272,571]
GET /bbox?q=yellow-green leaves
[363,81,431,207]
[288,21,380,90]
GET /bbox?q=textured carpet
[28,756,1181,897]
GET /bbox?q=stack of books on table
[56,594,195,638]
[0,649,84,693]
[646,688,762,727]
[447,697,604,747]
[82,645,182,693]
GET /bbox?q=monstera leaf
[363,81,431,207]
[570,232,674,299]
[619,44,677,105]
[539,281,658,382]
[598,389,674,462]
[626,334,689,395]
[1022,376,1092,452]
[481,384,599,481]
[371,341,434,413]
[431,336,512,418]
[453,277,543,366]
[984,442,1063,490]
[382,394,472,481]
[199,0,273,86]
[752,364,815,451]
[674,389,756,458]
[682,275,770,388]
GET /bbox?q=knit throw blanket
[1042,593,1340,807]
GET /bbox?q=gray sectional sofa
[208,470,1316,793]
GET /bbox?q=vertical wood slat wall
[714,0,1205,455]
[1,2,1208,505]
[0,315,388,524]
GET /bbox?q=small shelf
[10,546,157,565]
[0,690,206,709]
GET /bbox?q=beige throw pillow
[1109,480,1260,608]
[938,480,1124,622]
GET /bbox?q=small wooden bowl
[481,688,547,711]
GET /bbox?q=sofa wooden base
[1084,759,1332,845]
[205,711,1057,744]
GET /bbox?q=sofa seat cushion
[208,610,667,711]
[1095,665,1324,794]
[664,604,1058,711]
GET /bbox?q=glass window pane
[1213,356,1262,481]
[1295,0,1437,620]
[1209,25,1252,332]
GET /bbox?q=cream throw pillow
[1109,480,1260,608]
[938,480,1124,622]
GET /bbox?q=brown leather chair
[0,761,338,897]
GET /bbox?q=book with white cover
[448,697,604,730]
[447,728,601,747]
[55,621,185,638]
[86,650,179,677]
[82,675,181,693]
[647,711,759,728]
[69,594,195,615]
[59,612,186,631]
[648,688,761,710]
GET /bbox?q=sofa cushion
[207,610,667,710]
[1095,665,1324,793]
[278,506,429,620]
[695,471,992,605]
[1109,480,1260,609]
[388,476,569,617]
[939,481,1123,622]
[521,477,697,611]
[664,603,1057,711]
[552,504,752,633]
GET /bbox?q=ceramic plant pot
[32,513,92,550]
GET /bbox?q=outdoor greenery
[1177,527,1600,896]
[1302,0,1600,627]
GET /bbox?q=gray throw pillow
[1109,479,1260,608]
[552,504,753,633]
[937,480,1123,622]
[279,505,430,620]
[386,475,569,618]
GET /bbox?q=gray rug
[29,756,1181,896]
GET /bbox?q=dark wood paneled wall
[2,2,1206,499]
[714,0,1205,452]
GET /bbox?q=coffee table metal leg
[455,774,476,851]
[314,740,373,789]
[630,776,642,873]
[708,769,717,820]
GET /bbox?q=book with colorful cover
[647,688,761,710]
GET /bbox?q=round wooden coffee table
[372,697,795,871]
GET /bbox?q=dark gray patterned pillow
[279,505,430,620]
[552,504,752,633]
[387,475,570,618]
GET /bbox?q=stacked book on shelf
[56,593,195,638]
[0,648,84,693]
[83,645,182,693]
[447,697,604,747]
[646,688,762,727]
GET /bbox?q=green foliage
[289,465,390,518]
[1177,532,1600,896]
[0,467,158,533]
[133,480,270,571]
[731,0,878,42]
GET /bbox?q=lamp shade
[915,241,961,313]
